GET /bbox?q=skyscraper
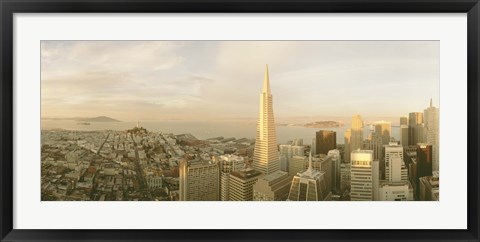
[217,154,245,201]
[424,99,439,172]
[229,168,263,201]
[350,115,364,152]
[374,120,391,145]
[409,112,424,145]
[400,116,408,126]
[315,130,337,155]
[289,155,306,180]
[400,124,409,146]
[287,153,330,201]
[417,143,433,179]
[344,128,351,163]
[350,150,378,201]
[328,149,341,193]
[253,65,280,175]
[179,159,220,201]
[253,170,291,201]
[384,142,407,182]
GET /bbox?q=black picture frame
[1,0,479,241]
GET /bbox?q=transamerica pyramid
[252,65,280,174]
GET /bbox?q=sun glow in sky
[41,41,439,122]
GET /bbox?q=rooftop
[231,168,262,179]
[259,170,288,182]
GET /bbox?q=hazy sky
[41,41,439,122]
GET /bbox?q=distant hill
[42,116,121,122]
[75,116,120,122]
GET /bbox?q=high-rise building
[280,143,304,174]
[179,159,220,201]
[400,116,408,126]
[253,170,291,201]
[363,127,382,161]
[409,112,424,145]
[340,163,351,193]
[217,155,245,201]
[424,99,439,172]
[374,120,391,145]
[253,65,280,175]
[384,142,407,182]
[292,138,303,146]
[328,149,341,193]
[289,155,306,179]
[311,138,316,157]
[400,124,409,146]
[417,144,433,179]
[316,130,337,155]
[287,153,331,201]
[350,115,364,151]
[291,145,304,157]
[279,154,289,172]
[410,143,433,200]
[305,155,334,194]
[350,150,378,201]
[419,171,439,201]
[344,129,352,164]
[229,168,263,201]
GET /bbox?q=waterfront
[41,119,400,145]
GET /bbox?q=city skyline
[41,65,439,202]
[41,41,439,121]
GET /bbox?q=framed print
[1,0,479,241]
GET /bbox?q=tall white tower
[253,65,280,174]
[350,150,377,201]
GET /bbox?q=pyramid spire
[262,64,271,94]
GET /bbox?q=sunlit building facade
[350,150,378,201]
[350,115,363,151]
[253,170,291,201]
[179,159,220,201]
[229,168,263,201]
[253,65,280,175]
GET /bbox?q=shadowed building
[315,130,336,155]
[409,112,424,145]
[400,125,409,146]
[253,65,280,175]
[419,171,439,201]
[417,144,433,179]
[374,120,391,145]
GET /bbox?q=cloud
[41,41,439,121]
